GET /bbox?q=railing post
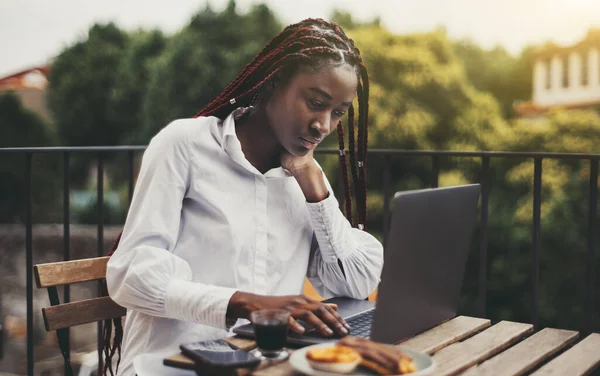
[97,153,104,375]
[382,155,392,247]
[532,158,542,330]
[26,153,34,376]
[431,156,439,188]
[478,157,490,318]
[585,159,598,335]
[63,152,71,374]
[128,150,135,204]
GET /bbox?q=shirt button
[331,256,336,261]
[322,224,326,229]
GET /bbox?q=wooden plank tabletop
[530,333,600,376]
[432,321,534,376]
[400,316,490,354]
[162,317,600,376]
[461,328,579,376]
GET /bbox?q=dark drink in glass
[251,310,290,360]
[254,321,288,351]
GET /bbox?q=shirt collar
[219,106,253,154]
[216,107,292,178]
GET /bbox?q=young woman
[105,18,383,375]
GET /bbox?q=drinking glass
[250,309,290,361]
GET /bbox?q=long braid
[102,18,370,374]
[337,120,353,224]
[356,64,370,229]
[358,64,370,228]
[101,232,123,376]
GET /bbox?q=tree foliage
[138,1,281,143]
[109,29,167,144]
[0,92,59,222]
[37,4,600,331]
[48,23,129,147]
[453,41,535,118]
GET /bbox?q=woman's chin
[286,144,311,157]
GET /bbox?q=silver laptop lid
[370,184,480,344]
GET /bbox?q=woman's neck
[234,107,282,174]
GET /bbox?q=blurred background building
[517,29,600,116]
[0,66,51,123]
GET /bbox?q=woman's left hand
[280,150,329,203]
[280,149,316,176]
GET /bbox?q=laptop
[233,184,481,346]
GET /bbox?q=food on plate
[359,356,417,375]
[337,336,418,375]
[306,345,362,373]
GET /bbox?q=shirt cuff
[306,192,347,263]
[164,279,238,330]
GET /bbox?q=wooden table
[164,316,600,375]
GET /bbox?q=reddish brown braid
[102,18,370,375]
[336,119,352,223]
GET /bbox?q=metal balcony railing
[0,146,598,376]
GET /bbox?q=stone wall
[0,224,121,375]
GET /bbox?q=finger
[293,310,334,337]
[324,303,338,310]
[300,294,321,304]
[309,305,349,336]
[300,304,345,336]
[324,304,351,330]
[288,316,305,334]
[315,305,350,336]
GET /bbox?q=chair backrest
[34,256,126,331]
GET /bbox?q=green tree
[317,24,599,331]
[453,40,535,118]
[47,22,129,146]
[483,109,600,329]
[330,9,381,30]
[139,1,281,142]
[47,22,130,186]
[109,29,167,144]
[0,93,60,223]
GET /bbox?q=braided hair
[102,18,369,375]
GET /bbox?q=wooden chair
[34,256,126,375]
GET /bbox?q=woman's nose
[310,114,331,137]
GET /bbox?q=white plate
[289,342,436,376]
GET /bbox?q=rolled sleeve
[305,167,384,300]
[164,280,238,330]
[306,193,352,262]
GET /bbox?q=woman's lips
[300,137,319,150]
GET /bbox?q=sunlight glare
[567,0,600,8]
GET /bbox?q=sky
[1,0,599,77]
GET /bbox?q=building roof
[535,29,600,59]
[0,65,51,91]
[515,99,600,116]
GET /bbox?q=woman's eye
[333,110,346,118]
[309,100,324,108]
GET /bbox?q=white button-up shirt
[106,108,384,375]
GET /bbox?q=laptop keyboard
[346,308,375,338]
[299,308,375,340]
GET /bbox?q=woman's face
[264,63,358,157]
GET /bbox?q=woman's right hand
[227,291,350,337]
